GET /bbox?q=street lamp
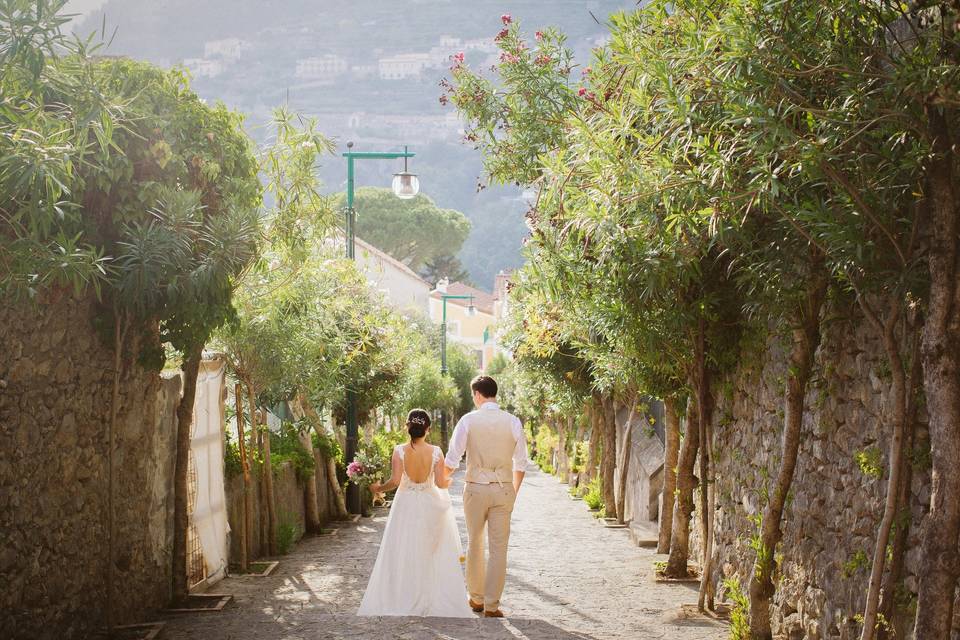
[343,141,417,514]
[438,293,475,448]
[392,150,420,199]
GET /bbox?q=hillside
[73,0,634,289]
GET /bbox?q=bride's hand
[370,482,382,494]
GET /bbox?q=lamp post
[343,141,417,514]
[438,293,476,448]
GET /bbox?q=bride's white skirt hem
[356,479,473,619]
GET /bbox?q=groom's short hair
[471,375,498,399]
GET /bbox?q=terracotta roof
[431,281,496,314]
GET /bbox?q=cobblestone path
[163,468,727,639]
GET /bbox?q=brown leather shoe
[483,609,505,618]
[469,600,484,613]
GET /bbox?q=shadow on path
[160,467,727,640]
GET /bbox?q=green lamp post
[438,293,476,448]
[343,141,417,514]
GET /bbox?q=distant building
[296,55,348,81]
[378,53,431,80]
[203,38,251,61]
[430,279,505,371]
[463,38,497,54]
[350,64,377,79]
[346,111,461,142]
[355,238,431,314]
[439,35,463,49]
[183,58,224,78]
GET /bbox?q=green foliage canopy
[333,187,471,271]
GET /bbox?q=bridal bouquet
[346,449,386,487]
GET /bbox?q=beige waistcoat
[465,409,518,484]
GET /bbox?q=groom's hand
[513,470,525,494]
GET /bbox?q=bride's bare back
[402,442,437,483]
[374,438,450,491]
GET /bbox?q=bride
[357,409,473,617]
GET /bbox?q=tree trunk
[247,379,277,555]
[749,275,826,638]
[257,425,268,553]
[172,342,203,602]
[290,395,322,534]
[568,415,580,486]
[915,104,960,640]
[877,331,922,640]
[298,397,351,521]
[262,417,277,554]
[861,301,909,640]
[298,428,322,534]
[665,396,700,578]
[327,455,350,520]
[696,318,716,612]
[658,396,681,554]
[600,392,618,519]
[556,415,569,479]
[233,383,251,572]
[583,400,601,493]
[617,398,636,525]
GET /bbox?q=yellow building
[429,279,506,371]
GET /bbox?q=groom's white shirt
[444,401,529,476]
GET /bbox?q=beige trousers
[463,482,516,612]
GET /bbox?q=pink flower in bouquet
[501,14,512,25]
[346,460,365,479]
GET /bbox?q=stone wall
[0,293,178,639]
[615,401,666,525]
[697,311,932,639]
[225,453,338,563]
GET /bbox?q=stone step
[629,521,660,548]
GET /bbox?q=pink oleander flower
[501,14,512,24]
[499,52,520,64]
[535,54,551,66]
[495,28,509,41]
[535,31,544,41]
[582,66,592,76]
[578,87,587,96]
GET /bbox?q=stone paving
[162,468,727,639]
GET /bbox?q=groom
[444,375,529,618]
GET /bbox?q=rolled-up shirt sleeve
[511,417,529,472]
[444,415,469,469]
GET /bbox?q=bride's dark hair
[406,409,430,446]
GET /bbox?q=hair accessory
[410,416,426,425]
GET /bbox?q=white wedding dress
[357,444,473,617]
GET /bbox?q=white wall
[356,242,430,314]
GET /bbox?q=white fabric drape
[190,358,230,585]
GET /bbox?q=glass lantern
[391,171,420,199]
